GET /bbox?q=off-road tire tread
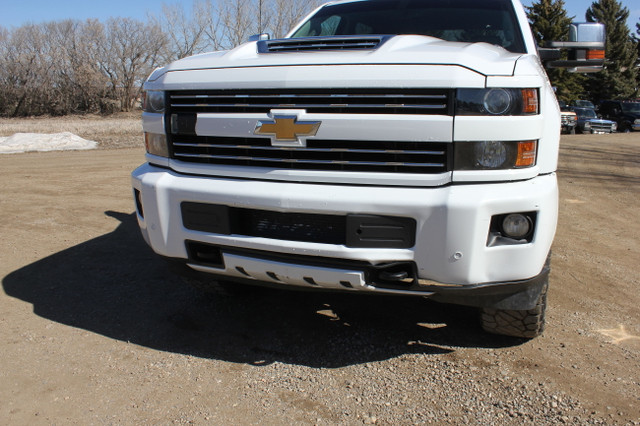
[480,285,547,339]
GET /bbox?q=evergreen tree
[584,0,638,101]
[526,0,586,103]
[636,20,640,94]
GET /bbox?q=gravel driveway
[0,127,638,424]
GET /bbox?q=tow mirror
[540,23,606,73]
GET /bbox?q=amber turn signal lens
[521,89,539,114]
[144,132,169,157]
[586,49,605,60]
[515,141,537,167]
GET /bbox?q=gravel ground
[0,116,638,424]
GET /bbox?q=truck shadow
[2,211,522,368]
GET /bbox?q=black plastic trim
[175,240,550,309]
[181,202,416,248]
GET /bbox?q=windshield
[575,100,595,109]
[291,0,527,53]
[621,103,640,114]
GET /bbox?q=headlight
[454,140,537,170]
[456,88,539,115]
[144,133,169,157]
[483,89,512,115]
[143,91,165,113]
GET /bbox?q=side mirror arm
[541,23,606,73]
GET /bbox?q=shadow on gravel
[3,211,522,368]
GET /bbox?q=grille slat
[168,89,452,116]
[173,141,445,156]
[171,94,448,100]
[170,135,450,174]
[171,103,448,110]
[174,153,444,168]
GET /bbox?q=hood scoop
[258,35,393,53]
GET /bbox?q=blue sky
[521,0,639,31]
[1,0,639,32]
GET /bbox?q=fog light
[502,214,532,239]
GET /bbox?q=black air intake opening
[258,35,392,53]
[186,241,224,268]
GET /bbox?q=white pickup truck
[132,0,604,338]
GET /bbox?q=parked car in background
[598,100,640,132]
[559,102,577,134]
[572,107,617,134]
[571,99,596,110]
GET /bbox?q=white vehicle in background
[132,0,604,338]
[560,109,578,134]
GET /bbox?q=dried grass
[0,112,143,149]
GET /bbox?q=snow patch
[0,132,98,154]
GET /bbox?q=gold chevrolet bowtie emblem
[255,114,321,147]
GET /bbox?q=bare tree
[213,0,322,49]
[202,0,225,51]
[0,0,324,117]
[44,20,110,114]
[150,1,212,62]
[0,26,12,115]
[256,0,272,35]
[1,24,54,116]
[219,0,253,48]
[96,18,166,111]
[269,0,320,38]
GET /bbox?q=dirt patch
[0,125,638,424]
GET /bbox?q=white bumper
[132,163,557,288]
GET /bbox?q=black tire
[480,282,548,339]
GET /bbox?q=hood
[149,35,524,82]
[587,118,616,124]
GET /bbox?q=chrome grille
[589,121,615,132]
[168,89,452,115]
[170,135,450,174]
